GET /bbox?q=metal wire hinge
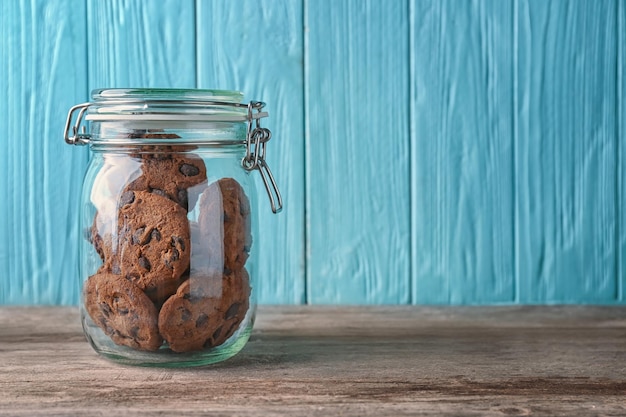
[242,101,283,214]
[64,99,283,213]
[64,103,92,145]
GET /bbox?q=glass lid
[85,88,251,122]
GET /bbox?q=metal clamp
[64,103,92,145]
[242,101,283,214]
[64,98,283,213]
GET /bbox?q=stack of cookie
[85,145,252,353]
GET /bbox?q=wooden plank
[616,1,626,303]
[0,0,88,304]
[515,0,618,303]
[196,0,305,304]
[0,306,625,416]
[87,0,196,88]
[306,0,411,304]
[411,1,515,304]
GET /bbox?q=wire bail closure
[64,99,283,214]
[242,101,283,214]
[64,102,92,145]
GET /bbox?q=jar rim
[84,88,259,123]
[91,88,245,103]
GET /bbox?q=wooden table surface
[0,306,625,416]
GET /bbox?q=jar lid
[64,88,282,213]
[84,88,264,122]
[64,88,269,145]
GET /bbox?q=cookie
[126,154,207,210]
[115,190,191,304]
[196,178,252,274]
[158,268,250,353]
[214,268,251,345]
[84,271,162,351]
[115,190,191,301]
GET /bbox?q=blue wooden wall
[1,0,624,305]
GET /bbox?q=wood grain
[196,0,306,304]
[306,0,411,304]
[87,0,196,88]
[616,2,626,303]
[0,0,88,304]
[411,1,515,304]
[1,306,625,416]
[515,0,618,303]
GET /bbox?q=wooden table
[0,306,625,416]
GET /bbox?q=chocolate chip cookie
[84,271,162,351]
[91,191,191,305]
[115,190,191,304]
[158,268,250,353]
[126,153,207,210]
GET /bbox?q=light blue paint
[0,0,88,305]
[306,0,411,304]
[514,0,618,303]
[619,0,626,303]
[0,0,624,305]
[411,0,515,304]
[87,0,196,89]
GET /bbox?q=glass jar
[64,88,282,367]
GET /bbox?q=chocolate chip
[211,326,223,341]
[223,267,232,276]
[164,248,179,269]
[181,308,191,321]
[138,256,151,271]
[225,302,240,320]
[133,227,158,246]
[172,236,185,252]
[243,245,251,253]
[117,306,129,315]
[132,227,146,245]
[196,313,208,328]
[130,326,140,338]
[224,321,238,337]
[119,191,135,207]
[100,303,112,317]
[179,163,200,177]
[177,188,188,207]
[151,228,161,242]
[111,264,121,274]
